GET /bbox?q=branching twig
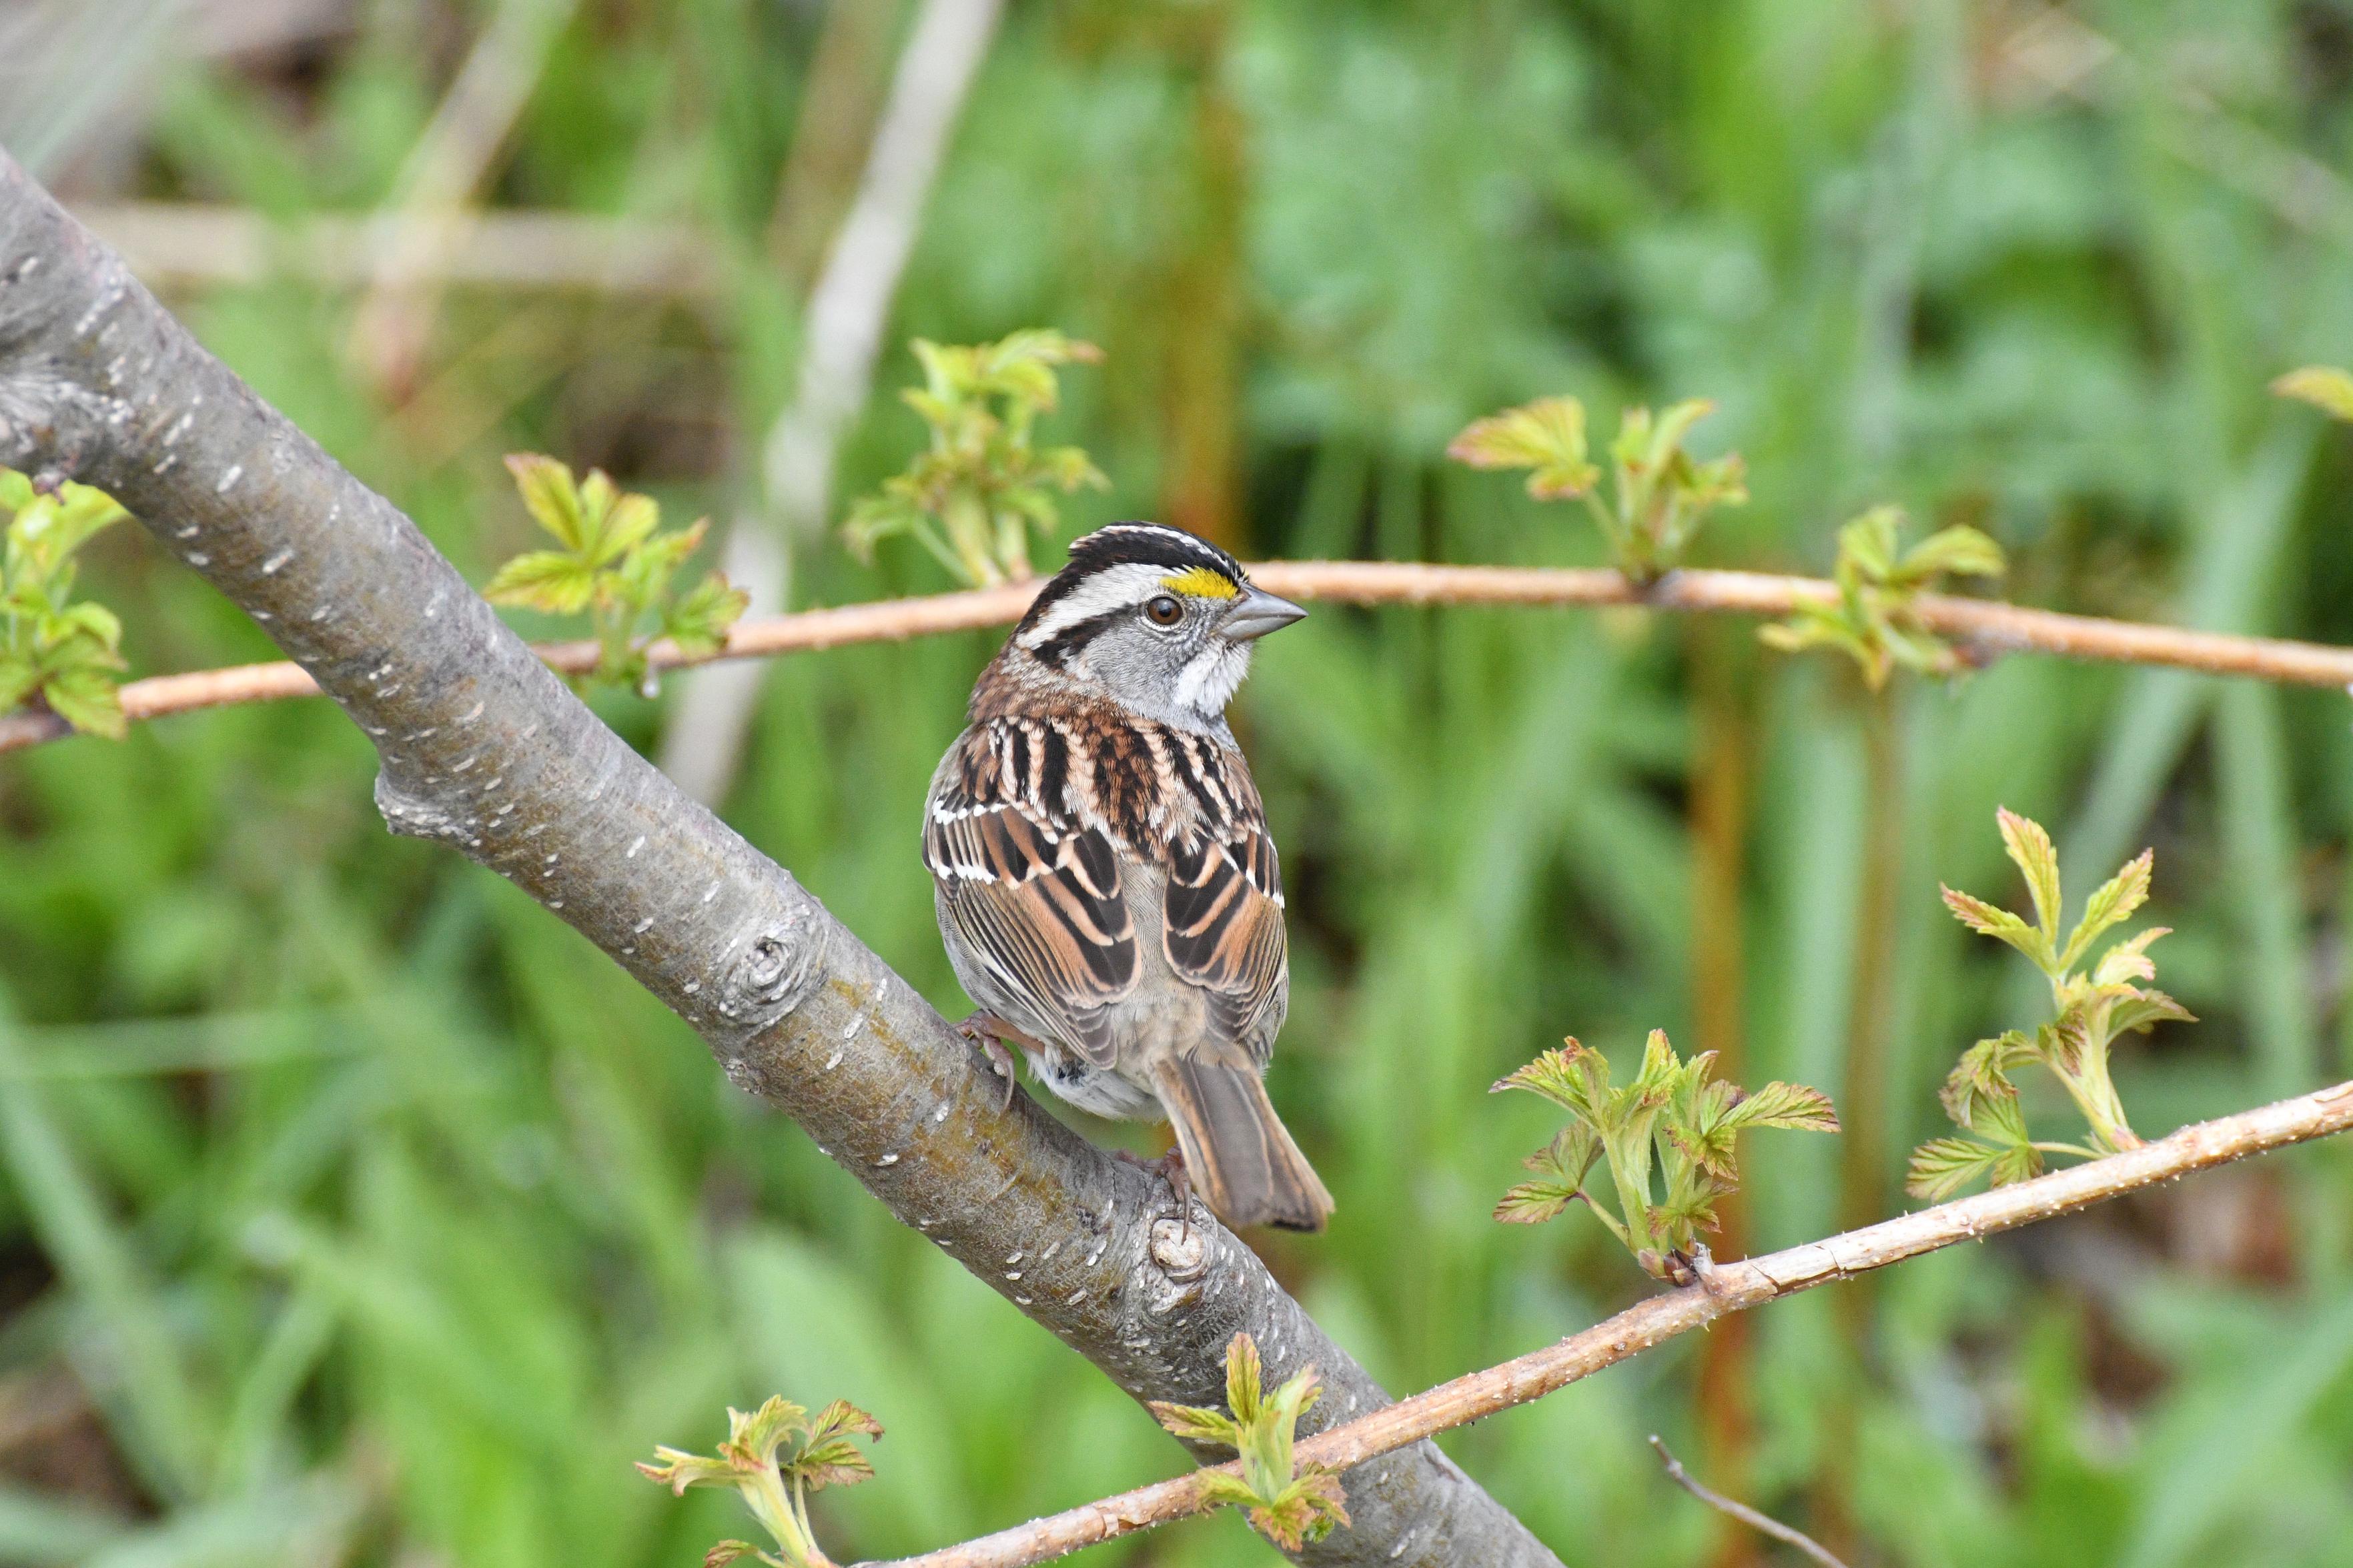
[1647,1437,1846,1568]
[13,562,2353,756]
[856,1077,2353,1568]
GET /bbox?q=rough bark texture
[0,155,1558,1567]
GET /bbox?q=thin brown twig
[856,1077,2353,1568]
[1648,1437,1847,1568]
[11,561,2353,757]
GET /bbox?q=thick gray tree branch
[0,155,1556,1568]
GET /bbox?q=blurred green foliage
[0,472,130,738]
[7,2,2353,1567]
[844,329,1108,586]
[487,454,748,694]
[1448,394,1750,580]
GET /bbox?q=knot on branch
[373,771,478,847]
[0,372,133,489]
[715,914,823,1035]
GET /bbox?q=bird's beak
[1222,586,1307,642]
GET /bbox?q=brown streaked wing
[1162,822,1288,1060]
[925,726,1135,1064]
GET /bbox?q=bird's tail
[1152,1056,1334,1232]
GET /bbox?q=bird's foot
[953,1011,1037,1111]
[1117,1146,1196,1243]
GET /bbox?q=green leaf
[504,454,589,550]
[1941,884,2049,967]
[1899,524,2006,582]
[1490,1039,1606,1120]
[1985,1138,2045,1188]
[1446,397,1600,500]
[1939,1032,2037,1138]
[0,659,40,714]
[1033,445,1111,492]
[1149,1400,1242,1447]
[39,662,125,739]
[1721,1079,1841,1134]
[2271,365,2353,422]
[1493,1123,1598,1225]
[2103,986,2194,1038]
[590,489,660,568]
[1528,1122,1599,1184]
[1248,1469,1351,1552]
[1225,1332,1266,1425]
[1997,808,2063,942]
[484,550,598,614]
[2062,849,2153,969]
[1905,1136,2013,1202]
[1629,1027,1681,1102]
[1837,506,1902,580]
[2093,926,2169,986]
[666,571,751,660]
[1492,1178,1582,1225]
[49,598,123,651]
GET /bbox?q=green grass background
[7,1,2353,1563]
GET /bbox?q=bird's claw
[1117,1146,1196,1243]
[953,1012,1023,1112]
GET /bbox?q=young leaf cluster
[1907,809,2191,1201]
[637,1396,884,1568]
[845,329,1109,587]
[1492,1030,1837,1283]
[1,470,131,738]
[1759,505,2005,690]
[486,455,747,696]
[1148,1333,1350,1551]
[1447,396,1747,582]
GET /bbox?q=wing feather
[1160,736,1288,1060]
[925,721,1135,1062]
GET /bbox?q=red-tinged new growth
[1491,1029,1837,1283]
[1909,808,2192,1201]
[1448,395,1746,582]
[1147,1333,1351,1551]
[638,1396,885,1568]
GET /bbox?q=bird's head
[1009,524,1304,728]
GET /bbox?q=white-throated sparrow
[924,523,1334,1231]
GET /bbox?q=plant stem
[1687,616,1763,1568]
[864,1077,2353,1568]
[26,561,2353,753]
[1649,1437,1847,1568]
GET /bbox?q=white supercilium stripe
[1015,563,1172,646]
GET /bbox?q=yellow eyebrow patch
[1161,566,1240,599]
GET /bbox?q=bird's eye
[1144,594,1184,627]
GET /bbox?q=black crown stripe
[1017,523,1248,635]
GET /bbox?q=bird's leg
[953,1011,1040,1111]
[1116,1145,1196,1243]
